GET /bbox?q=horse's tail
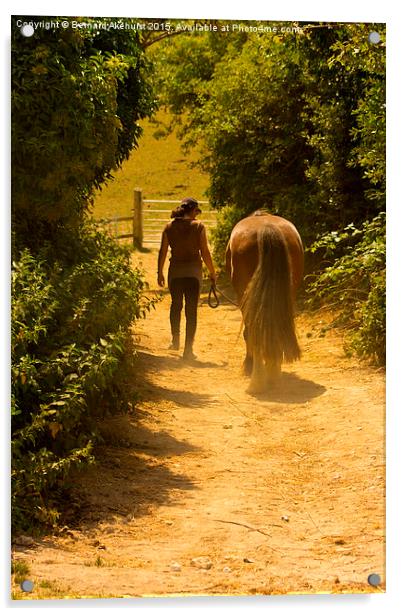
[241,225,300,364]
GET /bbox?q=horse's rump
[228,213,303,295]
[228,212,303,367]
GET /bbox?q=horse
[225,210,304,394]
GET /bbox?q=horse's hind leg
[243,355,253,376]
[242,325,253,375]
[246,351,266,395]
[266,359,282,382]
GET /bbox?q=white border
[2,1,401,614]
[1,0,395,21]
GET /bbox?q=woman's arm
[157,230,169,286]
[200,226,216,283]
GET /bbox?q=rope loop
[208,284,220,309]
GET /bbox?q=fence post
[133,188,143,249]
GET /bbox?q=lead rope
[208,283,220,308]
[207,282,238,308]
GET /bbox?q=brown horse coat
[226,212,303,300]
[226,211,304,393]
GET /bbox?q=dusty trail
[12,249,385,599]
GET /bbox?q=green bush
[11,19,157,533]
[11,223,157,532]
[306,213,385,364]
[11,17,154,252]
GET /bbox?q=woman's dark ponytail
[171,197,199,219]
[171,205,184,219]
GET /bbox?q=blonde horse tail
[241,225,300,365]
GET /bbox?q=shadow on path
[136,349,227,371]
[254,371,326,404]
[60,337,231,530]
[140,381,214,408]
[62,411,201,532]
[133,348,232,413]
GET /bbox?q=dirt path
[12,249,385,599]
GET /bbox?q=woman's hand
[158,273,165,287]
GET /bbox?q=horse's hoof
[246,384,266,395]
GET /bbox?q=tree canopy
[153,21,385,242]
[152,21,385,363]
[12,16,155,253]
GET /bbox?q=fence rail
[97,189,217,248]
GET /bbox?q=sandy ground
[12,248,385,599]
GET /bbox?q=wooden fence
[98,189,217,249]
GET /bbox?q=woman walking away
[157,197,216,361]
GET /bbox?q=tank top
[164,219,204,283]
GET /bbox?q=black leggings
[169,277,200,350]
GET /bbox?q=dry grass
[92,110,210,221]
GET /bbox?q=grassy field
[92,110,210,221]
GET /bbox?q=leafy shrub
[11,223,158,532]
[306,213,385,364]
[11,19,157,533]
[11,17,154,253]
